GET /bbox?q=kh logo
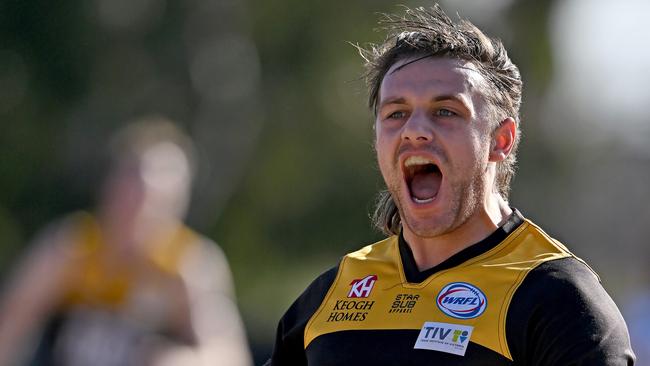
[348,275,377,298]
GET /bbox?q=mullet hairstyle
[358,4,523,236]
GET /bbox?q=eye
[435,108,456,117]
[387,110,406,119]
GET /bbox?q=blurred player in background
[0,117,252,366]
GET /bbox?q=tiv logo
[436,282,487,319]
[452,329,469,344]
[414,321,474,356]
[421,326,469,344]
[348,275,377,298]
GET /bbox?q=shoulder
[343,236,397,263]
[22,211,92,264]
[281,264,340,326]
[516,218,576,259]
[267,264,340,364]
[508,257,604,317]
[0,212,90,307]
[267,237,399,366]
[284,236,398,329]
[176,232,238,295]
[507,257,635,364]
[180,234,229,270]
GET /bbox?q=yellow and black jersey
[59,212,199,310]
[30,213,200,366]
[266,210,635,365]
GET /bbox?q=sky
[550,0,650,147]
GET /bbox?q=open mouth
[403,156,443,204]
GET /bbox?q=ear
[489,117,516,162]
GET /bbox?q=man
[266,5,634,365]
[0,117,252,366]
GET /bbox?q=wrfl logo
[436,282,487,319]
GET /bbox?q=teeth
[413,197,434,204]
[404,156,434,167]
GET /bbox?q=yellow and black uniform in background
[266,210,635,365]
[30,213,199,366]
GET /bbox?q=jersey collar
[398,208,525,283]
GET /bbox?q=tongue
[410,171,442,200]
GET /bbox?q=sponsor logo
[348,275,377,298]
[389,294,420,314]
[436,282,487,319]
[327,300,375,322]
[327,276,378,322]
[413,321,474,356]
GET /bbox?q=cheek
[474,129,493,160]
[375,140,389,173]
[375,135,396,179]
[446,131,486,172]
[375,121,400,153]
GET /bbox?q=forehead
[379,56,487,101]
[114,142,189,173]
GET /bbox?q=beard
[390,161,488,239]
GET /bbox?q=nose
[401,110,433,143]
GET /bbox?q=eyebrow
[378,94,468,109]
[433,94,465,103]
[378,97,407,110]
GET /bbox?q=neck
[403,193,512,271]
[98,210,181,257]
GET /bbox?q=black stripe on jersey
[307,329,511,366]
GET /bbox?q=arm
[0,221,75,366]
[507,257,635,365]
[265,265,339,366]
[149,239,252,366]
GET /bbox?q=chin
[403,215,454,238]
[397,190,468,239]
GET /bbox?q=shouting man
[265,5,634,365]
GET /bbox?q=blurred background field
[1,0,649,363]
